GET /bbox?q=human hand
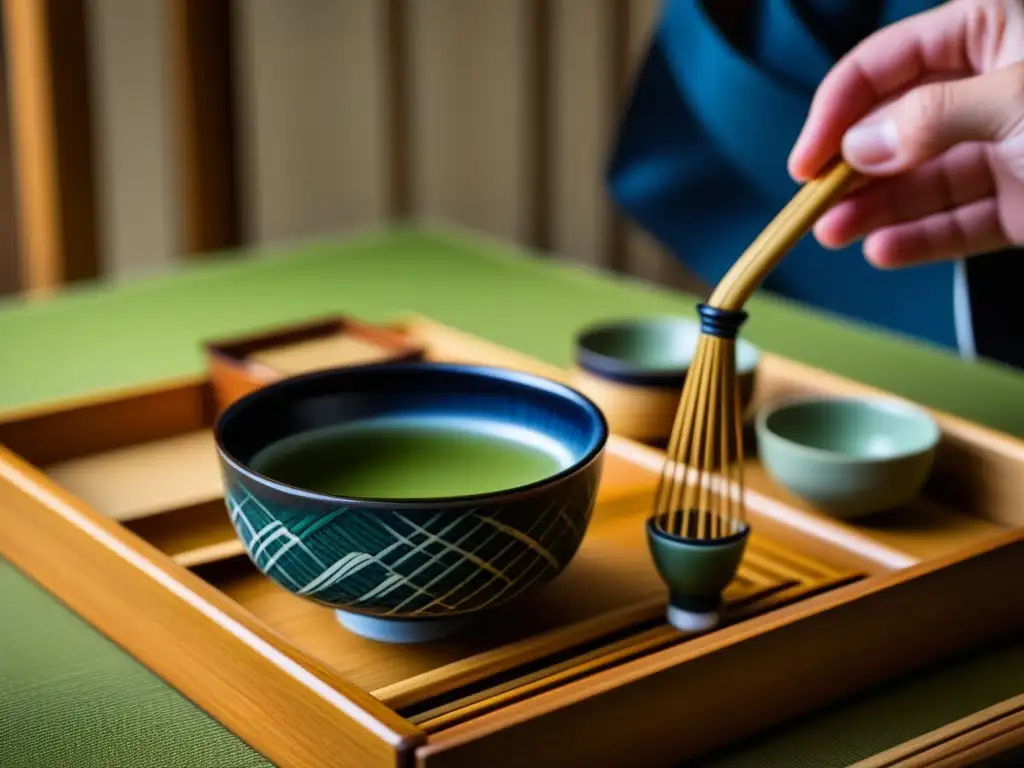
[788,0,1024,268]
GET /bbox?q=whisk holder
[647,518,750,635]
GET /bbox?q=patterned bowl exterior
[221,456,602,618]
[215,362,607,620]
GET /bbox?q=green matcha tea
[250,417,568,499]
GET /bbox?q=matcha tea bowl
[569,316,760,444]
[214,362,608,643]
[755,395,941,519]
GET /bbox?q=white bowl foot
[335,610,473,643]
[666,605,720,636]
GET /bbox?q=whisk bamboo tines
[652,159,860,542]
[652,306,748,542]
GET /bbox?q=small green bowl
[754,396,941,518]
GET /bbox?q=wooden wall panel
[234,0,388,246]
[408,0,536,245]
[525,0,552,250]
[0,7,20,294]
[622,0,665,282]
[170,0,241,255]
[68,0,692,290]
[87,0,178,279]
[3,0,99,291]
[549,0,614,267]
[622,0,709,293]
[384,0,413,220]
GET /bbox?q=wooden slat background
[0,6,19,294]
[3,0,100,292]
[0,0,701,294]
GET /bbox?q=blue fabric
[608,0,957,350]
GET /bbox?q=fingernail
[843,119,898,167]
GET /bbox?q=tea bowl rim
[214,360,609,511]
[754,394,942,466]
[573,315,761,387]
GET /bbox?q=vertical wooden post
[0,9,21,294]
[170,0,241,255]
[606,0,631,273]
[2,0,100,291]
[526,0,552,252]
[383,0,413,220]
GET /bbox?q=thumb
[842,62,1024,174]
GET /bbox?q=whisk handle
[707,159,862,312]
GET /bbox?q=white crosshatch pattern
[226,474,598,618]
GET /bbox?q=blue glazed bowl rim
[574,316,761,387]
[214,361,609,510]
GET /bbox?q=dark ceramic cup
[569,317,760,444]
[214,362,608,643]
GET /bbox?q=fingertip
[862,232,884,265]
[788,159,811,183]
[788,128,824,181]
[788,151,826,183]
[812,214,847,249]
[814,236,844,251]
[787,146,808,181]
[788,121,841,182]
[862,231,902,269]
[814,198,868,250]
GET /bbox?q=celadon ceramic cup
[569,317,761,444]
[754,395,941,519]
[646,514,750,634]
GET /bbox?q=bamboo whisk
[652,160,861,541]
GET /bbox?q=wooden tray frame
[2,314,1024,768]
[852,694,1024,767]
[204,315,426,411]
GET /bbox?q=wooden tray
[851,693,1024,767]
[204,315,425,411]
[2,315,1024,768]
